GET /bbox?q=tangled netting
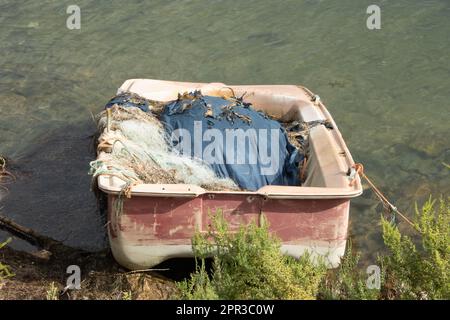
[89,105,239,191]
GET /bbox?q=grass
[0,238,15,281]
[46,282,59,300]
[122,290,132,300]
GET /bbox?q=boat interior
[97,79,362,199]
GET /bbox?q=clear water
[0,0,449,263]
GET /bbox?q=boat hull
[107,194,350,269]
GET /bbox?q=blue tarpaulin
[160,92,302,191]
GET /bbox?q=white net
[90,105,239,191]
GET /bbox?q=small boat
[96,79,363,269]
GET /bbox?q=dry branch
[0,214,61,251]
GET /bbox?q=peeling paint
[168,225,184,236]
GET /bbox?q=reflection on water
[0,0,449,261]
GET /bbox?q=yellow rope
[351,163,418,231]
[295,83,419,232]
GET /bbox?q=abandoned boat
[94,79,363,269]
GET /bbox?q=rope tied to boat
[349,163,418,231]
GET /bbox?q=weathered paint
[107,193,350,268]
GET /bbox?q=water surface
[0,0,449,263]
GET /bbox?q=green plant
[318,242,380,300]
[122,290,132,300]
[380,196,449,299]
[177,211,327,300]
[0,238,15,280]
[46,282,59,300]
[177,196,450,300]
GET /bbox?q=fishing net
[90,105,239,191]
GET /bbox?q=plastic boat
[96,79,363,269]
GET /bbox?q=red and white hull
[98,79,363,270]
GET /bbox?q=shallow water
[0,0,449,263]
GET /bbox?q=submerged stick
[0,214,59,250]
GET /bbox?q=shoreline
[0,243,177,300]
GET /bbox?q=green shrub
[177,211,327,300]
[177,196,449,300]
[319,242,380,300]
[380,196,449,299]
